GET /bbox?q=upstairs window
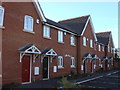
[102,46,104,52]
[58,31,63,43]
[71,57,75,68]
[43,25,50,38]
[70,35,75,45]
[98,44,101,51]
[58,56,63,68]
[24,15,34,32]
[0,6,4,27]
[83,37,86,46]
[90,39,93,48]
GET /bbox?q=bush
[96,68,104,73]
[60,76,77,89]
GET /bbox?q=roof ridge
[58,15,90,22]
[96,31,111,34]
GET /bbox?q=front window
[58,56,63,68]
[0,6,4,27]
[43,25,50,38]
[24,15,34,32]
[71,57,75,68]
[90,39,93,48]
[58,31,63,43]
[83,37,86,46]
[70,35,75,45]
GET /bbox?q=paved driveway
[76,70,120,90]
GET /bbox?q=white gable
[33,0,46,22]
[81,16,97,41]
[46,49,57,56]
[25,45,41,54]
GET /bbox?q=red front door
[22,55,31,83]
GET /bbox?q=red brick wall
[2,2,77,84]
[79,21,97,74]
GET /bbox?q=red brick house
[0,0,114,85]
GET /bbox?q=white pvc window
[102,46,104,52]
[24,15,34,32]
[0,6,4,27]
[58,56,63,68]
[43,25,50,38]
[98,44,101,51]
[83,37,86,46]
[70,35,75,45]
[71,57,75,68]
[90,39,93,48]
[58,31,63,43]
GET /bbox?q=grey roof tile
[96,31,111,45]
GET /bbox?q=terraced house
[0,0,114,85]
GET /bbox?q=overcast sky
[40,2,118,48]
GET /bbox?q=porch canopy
[102,56,108,60]
[91,54,99,59]
[83,53,92,59]
[18,43,41,62]
[41,48,57,56]
[82,53,92,62]
[108,57,113,60]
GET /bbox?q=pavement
[75,70,120,90]
[2,69,120,89]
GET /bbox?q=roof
[96,31,111,45]
[18,43,33,51]
[91,54,96,58]
[45,18,76,34]
[83,53,91,58]
[41,48,52,54]
[58,15,90,35]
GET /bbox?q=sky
[40,2,118,48]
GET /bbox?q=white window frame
[0,6,5,27]
[58,31,64,43]
[98,44,101,51]
[43,25,50,38]
[102,46,104,52]
[90,39,93,48]
[58,56,63,68]
[24,15,34,32]
[83,37,86,46]
[70,35,75,46]
[70,57,75,68]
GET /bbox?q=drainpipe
[76,36,79,75]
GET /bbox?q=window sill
[0,26,5,29]
[43,36,51,40]
[58,66,64,69]
[58,41,64,44]
[23,29,35,34]
[71,66,75,68]
[71,44,76,47]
